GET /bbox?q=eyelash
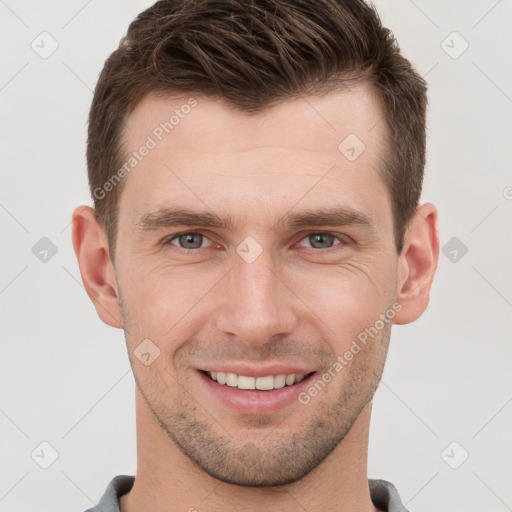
[164,231,349,252]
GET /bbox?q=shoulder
[369,478,409,512]
[83,475,135,512]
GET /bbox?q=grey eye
[170,233,208,249]
[306,233,337,249]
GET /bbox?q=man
[72,0,439,510]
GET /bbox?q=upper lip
[199,364,314,378]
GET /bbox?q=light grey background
[1,1,511,511]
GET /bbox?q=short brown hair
[87,0,427,262]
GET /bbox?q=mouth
[201,370,313,391]
[197,368,317,415]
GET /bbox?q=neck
[121,390,380,512]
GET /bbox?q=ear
[71,205,123,329]
[393,202,439,325]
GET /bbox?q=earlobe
[71,205,123,329]
[393,203,439,325]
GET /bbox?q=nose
[215,248,298,347]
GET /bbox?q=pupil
[181,233,201,248]
[311,233,333,248]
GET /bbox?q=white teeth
[237,375,255,390]
[207,371,308,390]
[255,376,274,390]
[226,373,238,387]
[274,374,286,389]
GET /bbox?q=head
[73,0,438,487]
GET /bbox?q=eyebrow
[275,207,374,232]
[136,208,239,234]
[135,206,375,236]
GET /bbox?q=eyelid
[166,231,214,248]
[295,231,349,249]
[165,230,350,251]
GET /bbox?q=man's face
[114,83,399,486]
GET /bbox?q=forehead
[123,83,385,156]
[118,83,390,231]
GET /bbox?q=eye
[297,232,345,250]
[167,232,213,250]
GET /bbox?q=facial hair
[120,294,392,487]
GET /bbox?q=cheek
[119,246,397,351]
[291,260,396,340]
[120,263,223,348]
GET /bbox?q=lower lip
[197,371,316,415]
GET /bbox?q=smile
[206,371,307,391]
[197,366,317,414]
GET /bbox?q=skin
[72,82,439,512]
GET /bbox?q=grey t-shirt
[84,475,409,512]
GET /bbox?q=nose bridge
[216,244,296,345]
[237,250,279,313]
